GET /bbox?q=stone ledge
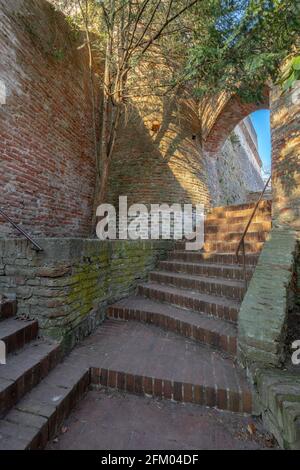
[254,368,300,449]
[0,238,173,349]
[238,228,299,368]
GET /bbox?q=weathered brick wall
[0,0,100,238]
[0,238,172,350]
[271,84,300,231]
[0,0,269,239]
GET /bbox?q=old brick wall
[0,0,100,238]
[0,0,270,239]
[0,238,172,350]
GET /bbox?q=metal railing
[236,175,272,287]
[0,208,43,252]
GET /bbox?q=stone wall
[0,0,100,238]
[238,80,300,372]
[204,121,264,206]
[235,80,300,450]
[238,229,299,368]
[0,238,172,350]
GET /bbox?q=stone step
[0,339,61,417]
[0,361,89,450]
[0,299,17,321]
[257,369,300,450]
[107,296,237,355]
[90,320,252,413]
[149,270,245,301]
[206,200,271,219]
[0,318,38,355]
[138,282,240,322]
[158,260,254,281]
[169,251,259,266]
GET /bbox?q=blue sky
[250,110,271,173]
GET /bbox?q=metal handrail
[0,208,43,252]
[236,174,272,287]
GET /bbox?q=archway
[201,92,270,206]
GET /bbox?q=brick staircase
[105,200,272,411]
[0,200,272,449]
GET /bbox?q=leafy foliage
[187,0,300,102]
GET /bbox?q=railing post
[235,175,271,290]
[242,239,247,289]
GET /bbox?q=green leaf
[282,71,296,90]
[292,56,300,71]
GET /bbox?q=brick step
[0,317,251,449]
[0,360,89,449]
[202,240,264,254]
[205,231,269,243]
[169,251,259,266]
[107,296,237,355]
[0,299,17,321]
[174,232,268,250]
[0,318,38,355]
[138,282,240,322]
[204,221,271,234]
[206,200,271,219]
[90,320,252,413]
[205,214,271,228]
[158,260,254,281]
[149,270,245,301]
[0,339,61,417]
[175,241,264,255]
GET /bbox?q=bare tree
[52,0,200,216]
[96,0,200,206]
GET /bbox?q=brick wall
[271,83,300,230]
[0,0,100,238]
[0,0,270,240]
[0,238,172,350]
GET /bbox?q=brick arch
[202,91,270,155]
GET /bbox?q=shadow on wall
[106,89,212,209]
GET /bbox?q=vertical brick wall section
[0,0,100,238]
[271,83,300,230]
